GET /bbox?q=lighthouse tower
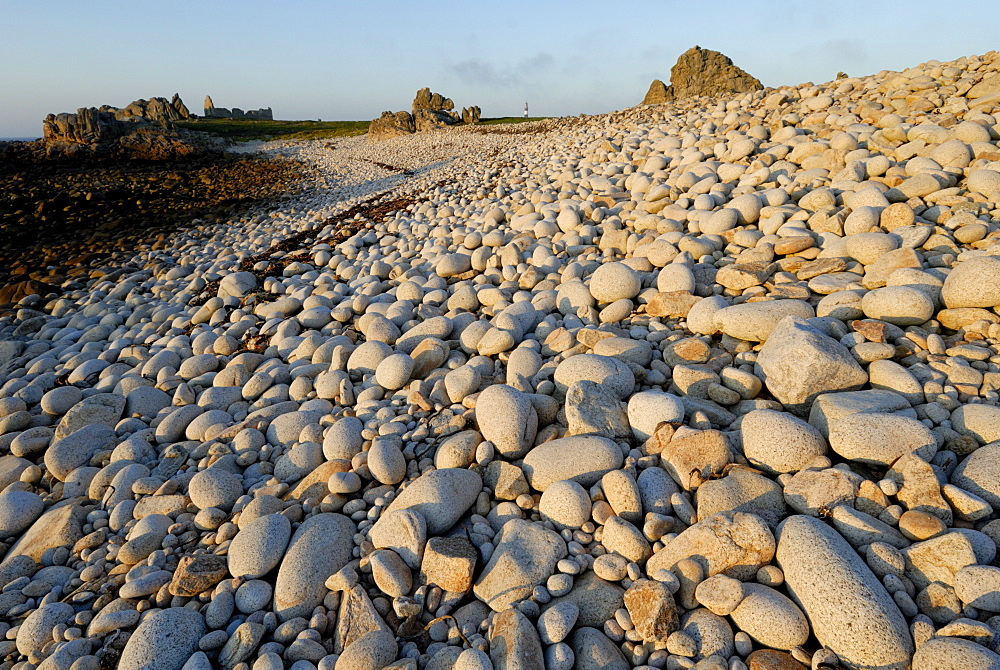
[524,102,529,119]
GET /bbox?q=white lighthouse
[524,102,528,119]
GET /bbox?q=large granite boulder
[641,46,762,105]
[368,111,416,143]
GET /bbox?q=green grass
[478,116,550,125]
[176,118,370,141]
[176,116,553,142]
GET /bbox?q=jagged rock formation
[462,106,482,124]
[368,111,417,143]
[171,93,191,118]
[92,94,193,123]
[41,107,217,160]
[412,87,461,131]
[203,96,274,120]
[642,79,671,105]
[412,87,455,116]
[641,46,762,105]
[369,88,480,143]
[108,96,190,123]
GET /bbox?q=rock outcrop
[462,106,482,124]
[412,87,455,116]
[110,95,192,123]
[204,96,274,120]
[171,93,191,118]
[41,106,217,160]
[642,46,762,105]
[368,111,417,143]
[368,88,480,143]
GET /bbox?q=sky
[1,0,997,138]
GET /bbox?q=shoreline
[0,147,312,304]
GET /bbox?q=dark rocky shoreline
[0,140,311,304]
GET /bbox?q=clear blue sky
[1,0,996,138]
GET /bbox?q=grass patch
[478,117,550,125]
[176,116,554,142]
[176,118,369,141]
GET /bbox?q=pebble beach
[3,49,1000,670]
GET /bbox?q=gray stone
[646,511,775,580]
[828,412,937,467]
[118,607,206,670]
[490,608,545,670]
[602,515,652,563]
[539,479,591,528]
[955,565,1000,612]
[335,630,397,670]
[542,571,625,629]
[521,435,623,491]
[372,468,482,535]
[903,532,977,590]
[952,404,1000,445]
[953,443,1000,508]
[740,409,827,475]
[537,601,579,644]
[40,386,83,415]
[565,380,631,440]
[476,384,538,459]
[228,513,291,579]
[776,515,913,670]
[627,391,684,443]
[369,509,427,569]
[125,385,172,419]
[474,518,566,611]
[274,513,355,622]
[323,416,365,460]
[335,584,393,654]
[0,490,44,537]
[808,389,914,437]
[912,636,1000,670]
[714,299,815,342]
[695,466,787,527]
[553,354,635,399]
[861,286,935,325]
[679,608,734,660]
[218,271,257,299]
[54,393,125,439]
[218,621,265,668]
[44,424,117,481]
[2,501,87,570]
[756,316,867,415]
[188,468,242,510]
[16,602,74,656]
[942,256,1000,308]
[659,429,731,490]
[569,628,629,670]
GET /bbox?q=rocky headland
[0,47,1000,670]
[0,93,308,302]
